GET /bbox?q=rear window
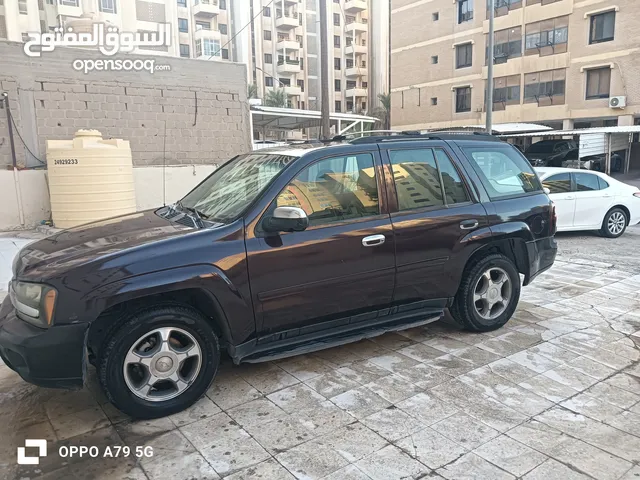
[462,146,542,200]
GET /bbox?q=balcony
[345,20,368,34]
[345,66,366,77]
[193,0,219,17]
[277,58,300,74]
[345,44,367,55]
[276,13,299,29]
[194,27,221,41]
[276,39,301,51]
[345,0,367,12]
[346,87,368,97]
[57,0,82,18]
[284,85,302,96]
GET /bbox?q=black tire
[450,253,521,332]
[600,207,628,238]
[98,305,220,419]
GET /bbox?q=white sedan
[535,167,640,238]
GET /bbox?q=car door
[542,173,575,229]
[244,150,395,340]
[572,172,613,228]
[383,145,489,304]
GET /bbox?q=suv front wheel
[451,253,521,332]
[98,305,220,419]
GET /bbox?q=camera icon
[17,439,47,465]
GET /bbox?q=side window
[575,173,600,192]
[434,149,470,204]
[461,146,542,199]
[598,176,610,190]
[389,149,444,211]
[543,173,571,194]
[276,154,379,227]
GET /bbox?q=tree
[247,83,258,99]
[372,93,391,130]
[264,88,288,108]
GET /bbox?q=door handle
[460,219,479,230]
[362,234,385,247]
[565,196,575,200]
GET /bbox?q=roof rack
[348,130,502,144]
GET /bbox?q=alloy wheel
[473,267,512,321]
[607,211,626,236]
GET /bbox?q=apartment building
[391,0,640,131]
[0,0,388,116]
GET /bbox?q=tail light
[634,192,640,199]
[550,203,557,234]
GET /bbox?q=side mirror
[543,187,551,195]
[263,206,309,233]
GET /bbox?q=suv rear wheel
[451,253,520,332]
[98,305,219,419]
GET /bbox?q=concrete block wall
[0,41,252,168]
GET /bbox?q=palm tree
[247,84,258,99]
[372,93,391,130]
[264,88,288,108]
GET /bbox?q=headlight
[10,281,57,328]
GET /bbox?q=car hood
[14,209,201,280]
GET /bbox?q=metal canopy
[250,105,377,135]
[498,125,640,138]
[432,123,554,135]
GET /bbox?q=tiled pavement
[1,259,640,480]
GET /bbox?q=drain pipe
[3,92,26,227]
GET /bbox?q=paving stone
[242,368,300,395]
[550,437,633,480]
[431,412,500,449]
[169,395,222,427]
[619,466,640,480]
[368,352,421,374]
[495,385,555,417]
[370,332,417,350]
[507,350,561,374]
[452,346,502,367]
[275,355,334,381]
[567,356,617,380]
[428,354,476,376]
[322,464,373,480]
[397,342,447,363]
[276,439,349,479]
[395,427,468,469]
[586,381,640,409]
[437,452,515,480]
[582,347,634,370]
[395,392,458,426]
[312,344,368,367]
[226,397,287,429]
[316,422,388,462]
[560,392,624,422]
[224,458,295,480]
[361,406,427,442]
[477,338,524,357]
[49,406,110,440]
[303,370,360,398]
[336,360,394,385]
[542,365,599,391]
[387,361,454,389]
[331,386,391,419]
[142,450,220,480]
[525,342,581,364]
[474,435,547,477]
[605,411,640,438]
[424,336,471,354]
[523,458,591,480]
[485,358,539,384]
[519,374,579,402]
[243,415,313,454]
[506,420,570,456]
[355,444,430,480]
[606,373,640,395]
[206,375,261,410]
[363,374,423,404]
[267,383,327,414]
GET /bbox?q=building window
[431,97,438,106]
[177,0,186,6]
[586,67,611,99]
[491,75,521,109]
[431,55,438,64]
[297,80,304,92]
[455,87,471,112]
[195,21,211,31]
[335,79,341,91]
[264,53,272,64]
[458,0,473,23]
[333,13,340,26]
[219,0,226,9]
[524,69,566,106]
[19,0,28,14]
[488,26,522,64]
[58,0,78,5]
[334,35,340,47]
[335,101,342,112]
[265,77,274,87]
[456,43,472,68]
[219,24,227,35]
[99,0,116,14]
[432,12,439,21]
[347,100,354,111]
[264,30,271,41]
[491,0,523,19]
[178,18,188,33]
[346,58,354,68]
[296,34,303,46]
[179,44,190,57]
[264,6,271,17]
[589,11,615,44]
[334,57,341,70]
[202,38,220,56]
[525,16,568,56]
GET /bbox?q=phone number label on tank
[54,159,79,165]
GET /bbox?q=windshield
[526,142,554,154]
[180,153,296,223]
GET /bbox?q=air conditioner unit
[609,96,626,109]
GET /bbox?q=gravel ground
[555,224,640,271]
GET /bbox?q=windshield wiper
[176,201,209,228]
